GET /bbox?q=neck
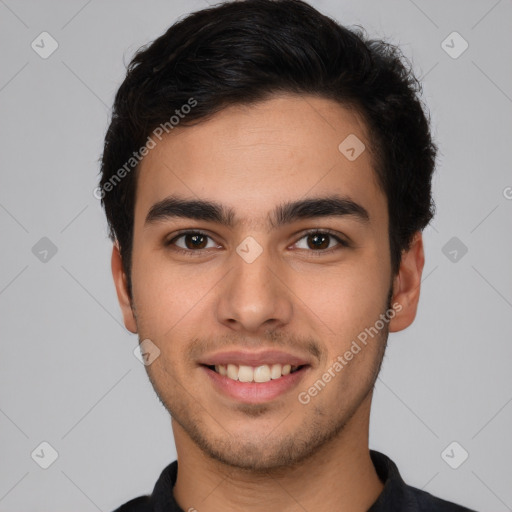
[172,394,384,512]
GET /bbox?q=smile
[201,364,310,404]
[207,363,304,383]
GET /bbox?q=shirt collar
[149,449,408,512]
[368,449,408,510]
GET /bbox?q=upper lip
[198,349,312,367]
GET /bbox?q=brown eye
[307,232,330,250]
[166,231,218,253]
[294,230,348,252]
[182,233,208,249]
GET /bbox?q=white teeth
[254,365,271,383]
[270,364,282,379]
[213,363,301,382]
[238,365,254,382]
[227,364,238,380]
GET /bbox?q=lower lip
[202,365,310,404]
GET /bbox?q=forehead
[134,94,385,231]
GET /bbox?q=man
[99,0,476,510]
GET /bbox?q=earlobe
[111,243,138,334]
[388,231,425,333]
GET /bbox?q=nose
[215,244,294,334]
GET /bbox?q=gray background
[1,0,511,510]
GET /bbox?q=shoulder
[405,484,477,512]
[369,450,477,512]
[110,460,179,512]
[111,495,152,512]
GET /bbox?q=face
[112,94,424,471]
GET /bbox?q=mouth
[203,363,306,383]
[198,349,313,403]
[200,361,311,404]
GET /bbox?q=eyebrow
[144,194,370,229]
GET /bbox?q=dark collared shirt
[113,450,477,511]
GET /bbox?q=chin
[203,437,315,472]
[177,411,348,473]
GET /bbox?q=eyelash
[164,229,350,257]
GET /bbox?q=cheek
[130,248,214,339]
[297,258,389,337]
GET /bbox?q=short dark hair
[99,0,436,299]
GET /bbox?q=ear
[111,242,138,334]
[388,231,425,333]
